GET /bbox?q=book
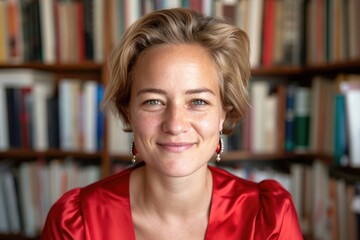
[60,79,83,150]
[312,160,330,240]
[261,0,275,66]
[96,84,104,150]
[2,170,21,233]
[263,92,278,152]
[339,76,360,167]
[7,0,24,62]
[247,0,264,68]
[46,95,59,149]
[333,94,348,166]
[0,164,10,233]
[39,0,56,63]
[343,90,360,167]
[107,111,131,155]
[0,0,8,62]
[250,80,269,152]
[0,69,55,151]
[83,0,94,60]
[83,81,97,152]
[276,84,286,151]
[284,84,296,151]
[18,162,37,237]
[5,88,21,148]
[93,0,104,62]
[294,87,311,151]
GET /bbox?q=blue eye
[192,99,207,105]
[145,99,162,105]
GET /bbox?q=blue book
[334,94,348,165]
[284,85,296,151]
[96,84,104,151]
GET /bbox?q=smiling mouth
[157,143,195,153]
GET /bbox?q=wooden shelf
[251,58,360,77]
[251,66,303,77]
[0,149,101,160]
[0,62,103,73]
[304,58,360,75]
[0,233,39,240]
[1,58,359,77]
[330,165,360,183]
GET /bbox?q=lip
[157,142,195,153]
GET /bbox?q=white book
[80,165,100,187]
[264,94,278,152]
[312,160,330,240]
[18,162,37,237]
[59,79,81,151]
[336,179,347,240]
[63,159,80,191]
[248,0,264,68]
[0,69,55,150]
[0,85,8,150]
[93,0,104,62]
[202,0,213,16]
[2,171,21,233]
[345,91,360,167]
[39,0,56,63]
[124,0,141,29]
[0,169,9,233]
[290,164,304,228]
[49,160,63,205]
[83,81,98,152]
[250,81,269,152]
[36,162,51,227]
[163,0,181,9]
[107,111,131,155]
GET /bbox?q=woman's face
[129,44,225,177]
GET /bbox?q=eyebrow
[136,88,216,96]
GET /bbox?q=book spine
[284,85,295,151]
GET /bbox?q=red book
[262,0,275,66]
[76,2,86,62]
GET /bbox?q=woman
[42,8,303,239]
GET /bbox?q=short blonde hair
[102,8,250,134]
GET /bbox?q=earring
[216,132,224,162]
[130,138,137,164]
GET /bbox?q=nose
[161,104,189,135]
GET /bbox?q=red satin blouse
[42,163,303,239]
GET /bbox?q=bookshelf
[1,0,360,239]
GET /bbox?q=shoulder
[209,165,294,215]
[42,188,83,239]
[42,164,138,239]
[209,166,302,239]
[209,165,291,199]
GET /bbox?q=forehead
[132,44,220,90]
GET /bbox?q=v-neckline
[126,162,217,240]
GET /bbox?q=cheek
[131,112,160,134]
[194,112,222,135]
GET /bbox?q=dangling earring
[130,138,137,164]
[216,131,224,162]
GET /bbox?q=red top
[42,163,303,239]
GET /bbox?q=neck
[131,164,213,220]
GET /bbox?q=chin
[157,158,209,178]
